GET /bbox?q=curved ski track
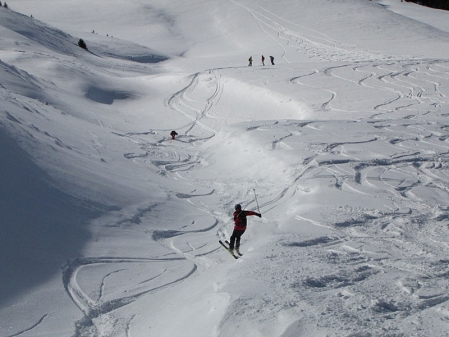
[167,69,223,140]
[61,256,196,337]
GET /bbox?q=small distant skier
[248,56,253,66]
[261,55,265,66]
[170,130,178,140]
[228,204,261,253]
[270,55,275,65]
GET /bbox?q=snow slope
[1,0,449,336]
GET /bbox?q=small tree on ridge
[78,39,88,50]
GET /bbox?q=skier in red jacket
[170,130,178,140]
[229,204,261,253]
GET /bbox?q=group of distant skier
[248,55,274,66]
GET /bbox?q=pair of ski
[219,240,242,259]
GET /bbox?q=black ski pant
[229,229,245,250]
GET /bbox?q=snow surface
[1,0,449,336]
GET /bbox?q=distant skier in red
[170,130,178,140]
[229,204,261,253]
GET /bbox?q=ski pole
[253,189,261,214]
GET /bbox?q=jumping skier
[228,204,261,254]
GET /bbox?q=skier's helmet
[235,204,242,211]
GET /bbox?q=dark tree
[405,0,449,10]
[78,39,88,50]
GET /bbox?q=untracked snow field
[1,0,449,336]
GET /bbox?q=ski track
[62,256,197,337]
[248,116,449,333]
[232,0,385,64]
[5,315,48,337]
[290,59,449,115]
[167,69,223,140]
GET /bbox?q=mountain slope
[1,1,449,336]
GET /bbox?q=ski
[225,240,242,256]
[219,240,238,259]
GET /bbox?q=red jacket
[233,210,260,231]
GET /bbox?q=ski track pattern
[48,3,449,336]
[235,57,449,334]
[115,34,449,337]
[232,0,386,64]
[175,3,448,334]
[167,69,223,140]
[62,256,197,337]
